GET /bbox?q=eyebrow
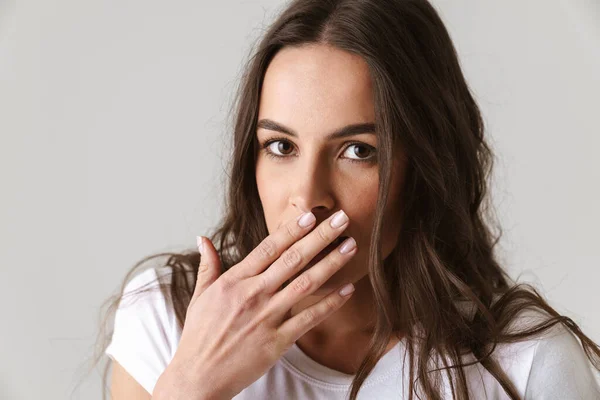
[256,118,376,140]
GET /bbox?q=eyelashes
[259,136,378,164]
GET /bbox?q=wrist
[152,360,228,400]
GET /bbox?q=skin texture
[256,43,408,373]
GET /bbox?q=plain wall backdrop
[1,0,599,399]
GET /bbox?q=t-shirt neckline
[280,338,406,388]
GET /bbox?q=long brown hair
[88,0,600,399]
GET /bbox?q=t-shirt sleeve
[105,267,178,395]
[524,323,600,399]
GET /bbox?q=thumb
[193,236,221,298]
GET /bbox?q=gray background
[1,0,599,399]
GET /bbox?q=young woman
[95,0,600,399]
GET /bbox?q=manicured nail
[339,283,355,296]
[330,210,348,229]
[339,237,356,254]
[298,212,316,228]
[196,236,204,254]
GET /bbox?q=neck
[289,276,402,374]
[290,275,378,341]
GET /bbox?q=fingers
[267,235,357,319]
[259,210,350,293]
[192,236,222,300]
[277,282,355,344]
[227,210,317,280]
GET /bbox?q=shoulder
[488,308,600,398]
[524,321,600,398]
[112,266,175,319]
[122,265,175,296]
[452,306,599,398]
[105,266,182,395]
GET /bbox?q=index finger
[227,210,317,280]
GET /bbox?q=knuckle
[234,288,259,312]
[282,247,302,269]
[324,253,338,270]
[325,296,340,311]
[292,274,312,294]
[198,261,209,273]
[316,224,332,244]
[254,275,268,294]
[212,282,230,302]
[260,331,281,357]
[302,309,317,325]
[216,275,235,293]
[274,327,291,351]
[284,222,297,240]
[273,332,290,355]
[257,239,277,260]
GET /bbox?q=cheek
[344,176,379,221]
[256,159,276,198]
[255,162,286,233]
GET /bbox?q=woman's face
[255,43,407,294]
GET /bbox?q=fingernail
[330,210,348,229]
[339,237,356,254]
[196,236,204,254]
[298,212,316,228]
[339,283,355,296]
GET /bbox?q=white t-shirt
[105,266,600,399]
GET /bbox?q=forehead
[258,44,375,133]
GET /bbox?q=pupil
[279,142,291,154]
[355,146,367,157]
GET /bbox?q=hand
[157,209,357,400]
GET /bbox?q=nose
[289,164,335,219]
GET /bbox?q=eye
[342,143,377,162]
[260,137,377,164]
[265,140,294,157]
